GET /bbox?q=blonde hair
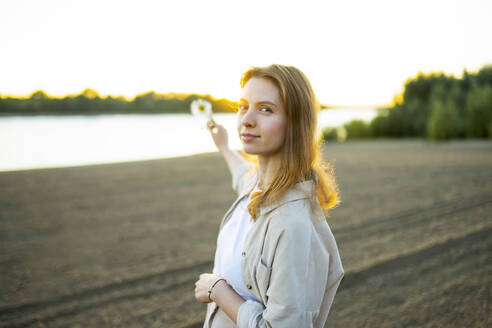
[239,64,341,220]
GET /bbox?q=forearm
[219,146,247,176]
[210,280,246,324]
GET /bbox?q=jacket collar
[240,170,315,217]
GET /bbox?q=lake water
[0,108,378,172]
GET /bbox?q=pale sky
[1,0,491,106]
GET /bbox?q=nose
[239,107,256,128]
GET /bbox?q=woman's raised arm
[207,120,247,177]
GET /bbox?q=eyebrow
[239,98,277,106]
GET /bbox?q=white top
[213,188,260,302]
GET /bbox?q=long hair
[240,64,341,220]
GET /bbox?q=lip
[240,133,259,142]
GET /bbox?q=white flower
[191,99,213,122]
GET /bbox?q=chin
[242,145,260,155]
[242,145,282,158]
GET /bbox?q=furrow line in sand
[334,193,492,239]
[0,261,212,327]
[339,225,492,291]
[337,177,492,211]
[0,279,195,328]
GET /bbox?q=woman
[194,64,344,328]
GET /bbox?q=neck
[256,153,282,189]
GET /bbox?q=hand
[194,273,226,304]
[207,120,229,152]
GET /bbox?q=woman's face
[238,77,288,158]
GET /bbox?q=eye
[260,107,272,113]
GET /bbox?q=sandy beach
[1,139,491,327]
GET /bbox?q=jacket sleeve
[237,214,330,328]
[232,163,253,195]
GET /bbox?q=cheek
[267,119,287,143]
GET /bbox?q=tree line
[0,89,237,115]
[323,64,492,141]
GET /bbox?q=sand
[1,139,491,327]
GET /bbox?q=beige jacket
[203,163,344,328]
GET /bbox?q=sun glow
[0,0,491,107]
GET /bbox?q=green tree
[30,90,49,99]
[321,127,338,142]
[476,65,492,86]
[81,88,100,100]
[369,113,390,137]
[464,83,492,138]
[344,120,371,139]
[426,98,460,140]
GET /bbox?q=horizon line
[0,89,388,109]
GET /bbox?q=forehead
[240,77,282,104]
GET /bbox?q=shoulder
[265,180,323,232]
[266,198,320,244]
[263,194,337,260]
[272,198,315,223]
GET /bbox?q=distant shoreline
[0,107,379,117]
